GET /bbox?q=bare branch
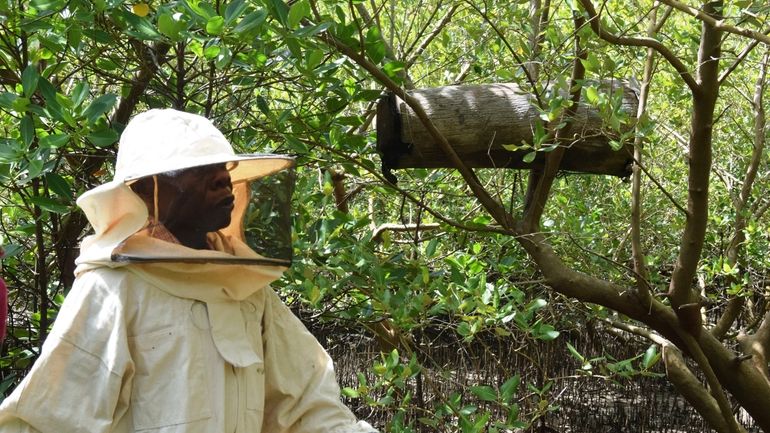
[578,0,699,94]
[372,223,441,242]
[631,7,661,301]
[522,12,587,232]
[404,4,460,69]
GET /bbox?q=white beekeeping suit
[0,109,377,433]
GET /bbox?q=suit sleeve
[261,288,377,433]
[0,271,134,433]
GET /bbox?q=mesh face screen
[242,168,296,265]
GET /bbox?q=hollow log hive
[376,82,638,182]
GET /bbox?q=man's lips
[218,195,235,209]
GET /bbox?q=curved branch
[663,345,745,433]
[319,32,515,230]
[577,0,699,94]
[631,6,662,300]
[658,0,770,46]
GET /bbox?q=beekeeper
[0,109,377,433]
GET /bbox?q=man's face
[158,163,235,233]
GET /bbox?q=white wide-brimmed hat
[116,108,293,184]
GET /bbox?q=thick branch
[578,0,699,94]
[737,309,770,387]
[319,32,514,230]
[663,345,744,433]
[522,13,587,232]
[667,1,722,334]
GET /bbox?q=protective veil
[0,109,376,433]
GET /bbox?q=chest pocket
[129,325,213,431]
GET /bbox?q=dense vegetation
[0,0,769,432]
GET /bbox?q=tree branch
[318,32,515,230]
[658,0,770,46]
[663,345,745,433]
[372,223,441,242]
[737,309,770,388]
[578,0,699,94]
[712,49,769,340]
[630,7,661,301]
[404,4,459,70]
[522,13,587,232]
[667,1,722,334]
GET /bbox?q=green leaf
[580,52,600,73]
[204,45,221,60]
[382,60,405,79]
[27,158,44,179]
[256,95,271,115]
[642,344,660,369]
[585,86,599,104]
[87,127,119,147]
[45,172,73,200]
[288,0,309,28]
[118,9,162,40]
[39,133,70,149]
[425,237,438,257]
[185,0,213,19]
[12,96,30,113]
[305,49,324,70]
[20,116,35,147]
[36,77,57,105]
[72,82,90,108]
[293,22,332,38]
[470,385,497,402]
[214,45,232,69]
[500,375,520,402]
[83,29,113,44]
[158,13,186,40]
[29,196,69,214]
[365,27,386,64]
[0,92,17,110]
[523,151,536,163]
[30,0,65,10]
[268,0,289,26]
[82,94,117,124]
[224,0,247,25]
[206,16,225,35]
[566,341,585,363]
[233,9,267,35]
[1,244,22,258]
[534,323,559,341]
[21,64,40,98]
[341,387,359,398]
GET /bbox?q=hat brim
[123,154,295,185]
